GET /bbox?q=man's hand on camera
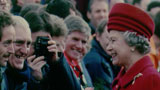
[27,55,46,81]
[47,40,59,61]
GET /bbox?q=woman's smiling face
[106,30,132,66]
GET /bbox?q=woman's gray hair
[122,31,150,55]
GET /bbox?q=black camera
[34,36,53,61]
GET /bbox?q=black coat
[5,62,31,90]
[83,38,120,90]
[43,55,93,90]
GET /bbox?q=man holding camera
[45,15,93,90]
[23,10,68,89]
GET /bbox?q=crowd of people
[0,0,160,90]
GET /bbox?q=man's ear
[87,11,91,20]
[95,33,100,41]
[64,36,67,43]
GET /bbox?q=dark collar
[92,38,111,60]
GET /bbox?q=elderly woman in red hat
[106,3,160,90]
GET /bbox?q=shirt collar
[64,51,78,67]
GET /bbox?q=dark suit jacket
[5,62,30,90]
[43,55,93,90]
[84,38,119,90]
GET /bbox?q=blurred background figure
[75,0,89,22]
[147,1,160,18]
[124,0,133,4]
[46,0,81,19]
[83,19,119,90]
[19,3,43,17]
[0,0,12,12]
[132,0,151,11]
[87,0,109,35]
[11,0,41,15]
[108,0,124,10]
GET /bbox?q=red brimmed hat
[107,3,154,39]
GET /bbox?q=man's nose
[76,41,83,49]
[106,43,113,55]
[20,44,28,54]
[8,43,14,54]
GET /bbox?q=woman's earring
[131,48,135,52]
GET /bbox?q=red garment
[108,3,154,40]
[112,56,160,90]
[64,51,82,78]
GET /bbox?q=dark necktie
[74,66,85,86]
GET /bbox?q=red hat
[107,3,154,39]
